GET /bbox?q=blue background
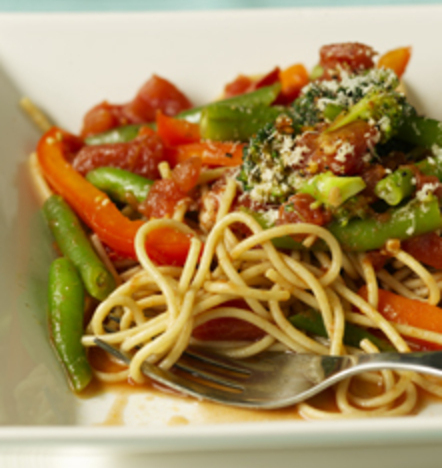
[0,0,440,11]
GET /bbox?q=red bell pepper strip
[37,127,193,264]
[156,111,201,146]
[166,141,244,167]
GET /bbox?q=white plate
[1,5,442,466]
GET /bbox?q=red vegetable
[166,141,244,167]
[81,75,193,137]
[402,232,442,270]
[156,111,201,146]
[377,46,411,78]
[359,286,442,350]
[37,127,193,264]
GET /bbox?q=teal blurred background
[0,0,440,11]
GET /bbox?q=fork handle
[352,350,442,378]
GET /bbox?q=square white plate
[2,5,442,466]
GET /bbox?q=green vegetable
[200,105,284,142]
[245,196,442,252]
[86,167,153,204]
[374,168,416,206]
[43,195,116,301]
[375,154,442,206]
[291,67,401,128]
[289,309,394,352]
[328,196,442,251]
[397,115,442,149]
[85,124,146,145]
[327,89,412,143]
[298,171,366,207]
[48,257,92,392]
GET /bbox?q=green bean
[328,197,442,251]
[43,195,116,301]
[86,167,153,204]
[397,115,442,148]
[48,257,92,392]
[289,309,394,352]
[85,124,146,145]
[200,105,285,141]
[374,167,415,206]
[245,196,442,252]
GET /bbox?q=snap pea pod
[84,124,146,145]
[85,84,282,145]
[86,167,153,204]
[328,197,442,251]
[375,155,442,206]
[289,309,394,352]
[48,257,92,392]
[43,195,116,301]
[200,105,285,141]
[244,197,442,252]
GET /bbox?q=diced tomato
[123,75,193,123]
[139,156,202,219]
[193,317,265,341]
[172,156,202,193]
[303,120,378,175]
[156,112,200,146]
[140,178,186,219]
[377,47,411,78]
[224,75,254,98]
[81,102,125,138]
[320,42,377,74]
[72,133,165,179]
[402,232,442,270]
[278,193,332,232]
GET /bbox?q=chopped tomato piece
[123,75,193,123]
[81,102,125,138]
[172,156,202,193]
[224,75,254,98]
[278,193,332,228]
[377,47,411,78]
[320,42,377,74]
[402,232,442,269]
[72,133,165,179]
[156,112,200,146]
[140,156,202,218]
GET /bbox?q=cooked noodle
[80,178,442,418]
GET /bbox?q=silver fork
[94,338,442,409]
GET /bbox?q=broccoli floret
[237,118,303,203]
[327,89,417,143]
[291,67,402,128]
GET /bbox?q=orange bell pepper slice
[359,286,442,350]
[37,127,192,264]
[377,47,411,78]
[166,141,244,167]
